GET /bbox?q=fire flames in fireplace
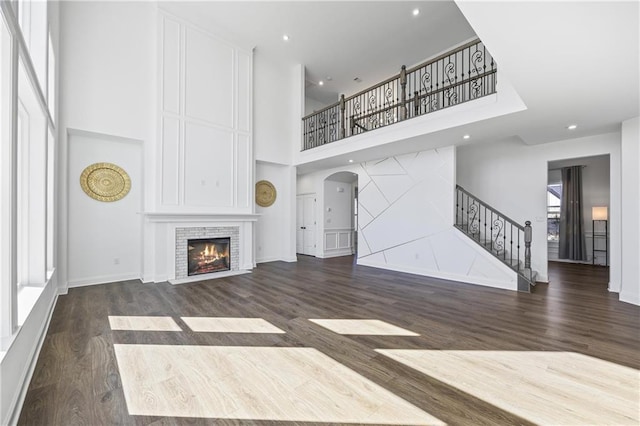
[187,238,230,276]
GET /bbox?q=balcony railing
[302,39,496,151]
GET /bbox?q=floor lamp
[592,206,608,266]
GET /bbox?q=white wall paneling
[158,12,252,213]
[67,130,143,288]
[161,17,180,114]
[184,26,233,127]
[236,51,251,133]
[298,147,518,290]
[323,229,353,258]
[183,122,233,207]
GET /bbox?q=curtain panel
[559,166,587,261]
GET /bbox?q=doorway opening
[321,172,358,259]
[547,154,610,291]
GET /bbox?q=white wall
[620,116,639,305]
[59,1,156,289]
[255,162,296,263]
[67,131,142,287]
[457,132,622,291]
[298,146,518,290]
[254,51,298,164]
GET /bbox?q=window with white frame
[1,0,56,339]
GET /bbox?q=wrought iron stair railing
[302,38,496,151]
[454,185,535,292]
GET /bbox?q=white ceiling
[158,1,477,104]
[158,1,639,173]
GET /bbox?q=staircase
[454,185,537,292]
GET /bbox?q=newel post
[524,220,532,270]
[399,65,407,120]
[339,94,346,139]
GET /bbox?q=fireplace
[187,237,231,276]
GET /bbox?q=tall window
[547,184,562,241]
[1,0,56,339]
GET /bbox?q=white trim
[67,274,141,288]
[143,212,259,222]
[319,248,353,259]
[4,288,57,426]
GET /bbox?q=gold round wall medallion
[255,180,277,207]
[80,162,131,202]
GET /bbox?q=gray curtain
[559,166,587,260]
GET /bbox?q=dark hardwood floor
[18,257,639,425]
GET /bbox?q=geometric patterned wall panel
[357,147,516,289]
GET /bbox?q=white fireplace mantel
[142,212,260,223]
[142,212,259,283]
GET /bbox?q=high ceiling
[158,1,477,105]
[158,1,639,173]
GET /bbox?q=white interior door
[296,194,316,255]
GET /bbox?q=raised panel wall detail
[161,17,180,114]
[184,27,233,128]
[158,13,252,211]
[161,117,180,205]
[183,122,233,207]
[236,134,250,208]
[237,51,251,132]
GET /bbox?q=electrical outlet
[114,258,120,265]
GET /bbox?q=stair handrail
[302,38,496,150]
[456,185,525,232]
[454,185,533,286]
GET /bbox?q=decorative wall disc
[255,180,277,207]
[80,162,131,202]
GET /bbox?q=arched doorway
[322,171,358,258]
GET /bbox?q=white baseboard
[67,273,140,288]
[256,256,282,264]
[319,248,354,259]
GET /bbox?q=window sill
[17,285,44,326]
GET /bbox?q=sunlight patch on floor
[309,319,419,336]
[181,317,285,334]
[376,349,640,425]
[114,344,442,424]
[108,315,182,331]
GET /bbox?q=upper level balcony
[301,39,496,151]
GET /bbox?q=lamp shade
[592,206,608,221]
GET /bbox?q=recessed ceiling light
[319,81,324,86]
[348,159,354,163]
[282,34,289,41]
[463,134,471,140]
[412,8,420,16]
[567,124,577,130]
